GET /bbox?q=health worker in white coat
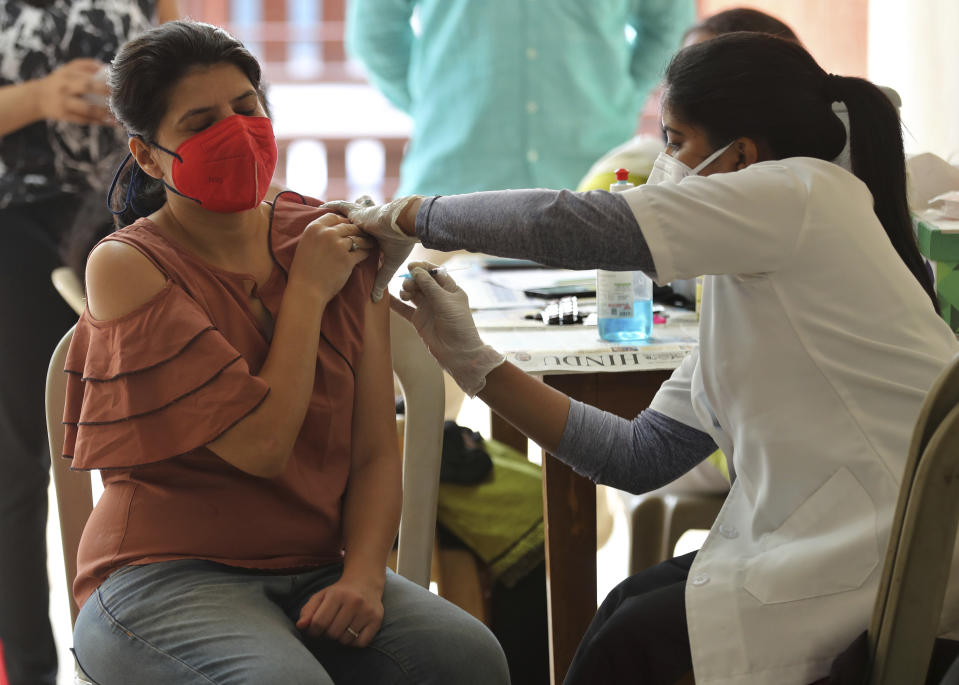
[328,33,959,685]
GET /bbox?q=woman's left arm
[296,294,402,647]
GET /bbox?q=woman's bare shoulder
[85,240,168,321]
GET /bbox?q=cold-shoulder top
[62,192,377,607]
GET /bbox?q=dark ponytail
[833,74,937,310]
[663,33,939,312]
[107,21,267,227]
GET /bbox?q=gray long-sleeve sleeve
[554,401,718,495]
[416,189,657,274]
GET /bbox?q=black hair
[663,32,939,312]
[684,7,799,43]
[108,20,268,227]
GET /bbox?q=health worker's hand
[288,213,375,303]
[322,195,423,302]
[295,576,384,648]
[37,59,113,126]
[392,262,505,397]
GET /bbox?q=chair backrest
[868,353,959,684]
[45,310,445,626]
[389,309,446,587]
[46,326,88,625]
[51,267,85,315]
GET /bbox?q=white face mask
[646,141,734,185]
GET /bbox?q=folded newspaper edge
[507,342,696,375]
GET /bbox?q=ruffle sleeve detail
[62,283,270,470]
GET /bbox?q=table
[477,302,698,684]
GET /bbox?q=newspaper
[480,318,698,375]
[502,342,696,375]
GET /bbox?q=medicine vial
[597,168,653,341]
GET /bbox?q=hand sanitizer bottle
[597,169,653,341]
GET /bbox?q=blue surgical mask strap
[159,179,202,204]
[149,139,203,206]
[106,153,154,217]
[106,152,134,216]
[105,136,203,214]
[149,137,183,164]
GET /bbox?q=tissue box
[914,213,959,332]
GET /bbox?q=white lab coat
[619,157,959,684]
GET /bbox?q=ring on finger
[348,237,358,253]
[345,626,360,640]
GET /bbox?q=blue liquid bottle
[597,169,653,342]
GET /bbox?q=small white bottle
[597,168,653,341]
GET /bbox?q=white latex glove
[391,262,506,397]
[323,195,422,302]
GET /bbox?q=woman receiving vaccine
[65,20,508,685]
[332,33,959,685]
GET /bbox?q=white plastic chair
[51,267,85,315]
[389,308,446,586]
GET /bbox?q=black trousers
[0,198,81,685]
[565,551,696,685]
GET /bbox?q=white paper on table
[386,266,558,310]
[907,152,959,209]
[458,277,542,310]
[917,208,959,233]
[481,268,597,291]
[929,191,959,221]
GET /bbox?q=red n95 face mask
[153,114,278,213]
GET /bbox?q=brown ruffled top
[63,192,376,607]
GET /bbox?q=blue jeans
[74,560,509,684]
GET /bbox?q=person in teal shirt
[346,0,694,195]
